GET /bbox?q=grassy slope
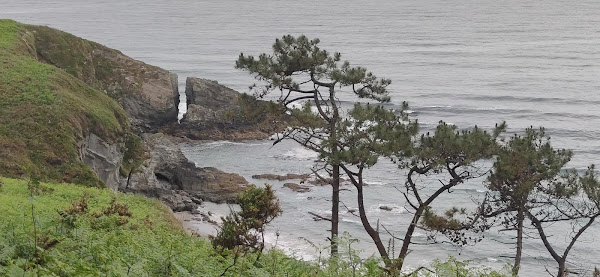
[0,178,508,277]
[0,19,135,186]
[0,178,340,277]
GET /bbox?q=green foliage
[488,127,572,203]
[421,206,465,232]
[236,34,391,102]
[211,184,282,253]
[0,177,451,276]
[336,103,418,167]
[121,132,146,175]
[413,122,500,170]
[421,256,509,277]
[0,20,137,186]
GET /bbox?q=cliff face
[0,19,131,187]
[121,134,248,210]
[164,77,289,140]
[27,25,179,133]
[0,19,249,206]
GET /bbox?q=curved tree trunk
[394,207,424,271]
[356,185,390,266]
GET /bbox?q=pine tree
[236,35,391,255]
[480,127,600,276]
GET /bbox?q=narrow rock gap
[177,78,187,122]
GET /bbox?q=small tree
[480,127,600,276]
[389,122,502,272]
[211,184,282,255]
[480,127,570,275]
[335,103,417,268]
[335,104,502,273]
[236,35,391,255]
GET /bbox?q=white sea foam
[277,147,319,161]
[369,204,407,214]
[341,218,361,225]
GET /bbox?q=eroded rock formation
[120,133,248,211]
[164,77,288,140]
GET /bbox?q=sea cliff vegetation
[0,19,138,186]
[0,177,507,276]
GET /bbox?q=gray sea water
[2,0,599,275]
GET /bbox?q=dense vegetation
[0,178,508,276]
[0,19,138,186]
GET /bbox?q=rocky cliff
[0,20,249,208]
[27,24,179,133]
[164,77,289,140]
[0,19,131,187]
[121,134,248,210]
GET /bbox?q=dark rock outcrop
[283,183,311,193]
[121,133,248,210]
[379,205,393,211]
[252,173,310,181]
[164,77,288,140]
[184,78,237,125]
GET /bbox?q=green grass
[0,178,385,276]
[0,19,139,186]
[0,178,510,276]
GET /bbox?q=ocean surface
[2,0,599,275]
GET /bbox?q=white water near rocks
[2,1,599,275]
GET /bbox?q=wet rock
[121,133,249,208]
[190,196,203,205]
[306,177,350,186]
[283,183,311,193]
[379,205,393,211]
[252,173,310,181]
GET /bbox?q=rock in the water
[306,177,350,186]
[283,183,311,193]
[379,205,393,211]
[121,133,249,209]
[252,173,310,181]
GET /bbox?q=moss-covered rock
[24,24,179,133]
[0,19,142,187]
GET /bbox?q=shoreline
[173,201,232,237]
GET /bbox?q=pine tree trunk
[558,261,567,277]
[330,87,340,257]
[513,208,524,276]
[331,164,340,256]
[394,206,424,271]
[356,185,389,265]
